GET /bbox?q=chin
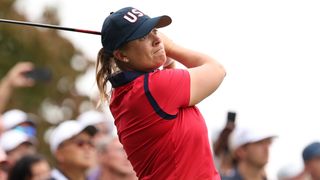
[150,62,163,70]
[157,58,166,66]
[154,54,166,62]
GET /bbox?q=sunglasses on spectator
[59,138,95,150]
[70,139,94,148]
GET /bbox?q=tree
[0,1,94,162]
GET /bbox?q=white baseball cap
[49,120,97,153]
[229,127,276,152]
[0,130,34,152]
[2,109,34,130]
[77,110,114,133]
[77,110,107,127]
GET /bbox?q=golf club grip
[0,18,101,35]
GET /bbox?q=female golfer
[96,6,226,179]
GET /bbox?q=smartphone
[227,111,236,123]
[23,68,52,82]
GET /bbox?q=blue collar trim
[109,71,147,88]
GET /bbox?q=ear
[304,161,311,172]
[113,50,128,62]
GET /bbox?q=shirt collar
[108,71,147,88]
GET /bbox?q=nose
[151,31,161,46]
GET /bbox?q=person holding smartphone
[213,112,237,177]
[0,62,35,114]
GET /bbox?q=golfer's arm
[166,44,226,106]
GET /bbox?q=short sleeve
[148,69,190,115]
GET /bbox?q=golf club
[0,18,101,35]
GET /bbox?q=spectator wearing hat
[221,127,276,180]
[1,109,37,139]
[77,110,115,176]
[88,135,137,180]
[77,110,114,142]
[49,120,97,180]
[302,141,320,180]
[0,130,36,170]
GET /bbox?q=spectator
[8,154,51,180]
[49,120,97,180]
[302,141,320,180]
[222,127,276,180]
[77,110,114,142]
[0,130,37,170]
[0,62,34,113]
[88,136,137,180]
[1,109,37,138]
[213,111,236,176]
[77,110,114,177]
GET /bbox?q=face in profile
[238,138,272,168]
[120,29,166,72]
[305,156,320,179]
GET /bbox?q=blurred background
[0,0,103,166]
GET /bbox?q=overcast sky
[14,0,320,178]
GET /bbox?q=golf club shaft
[0,18,101,35]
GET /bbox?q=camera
[23,68,52,82]
[227,111,236,123]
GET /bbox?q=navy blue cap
[302,142,320,161]
[101,7,172,54]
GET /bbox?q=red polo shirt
[109,69,220,180]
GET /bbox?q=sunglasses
[14,125,37,137]
[71,139,95,148]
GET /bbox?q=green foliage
[0,1,92,163]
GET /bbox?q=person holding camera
[213,112,237,177]
[0,62,35,113]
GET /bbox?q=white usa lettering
[123,9,144,23]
